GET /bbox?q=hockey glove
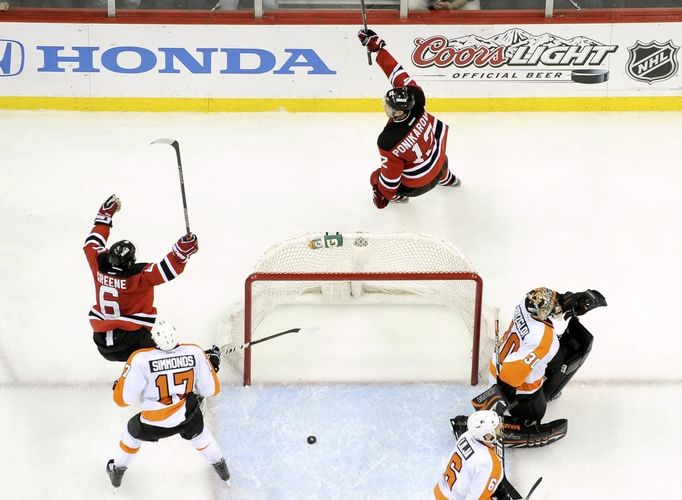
[560,289,607,318]
[357,29,386,53]
[172,233,199,262]
[372,185,389,209]
[95,194,122,226]
[205,345,221,372]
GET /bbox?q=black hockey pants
[92,327,156,362]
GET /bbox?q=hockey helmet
[467,410,501,445]
[108,240,136,271]
[525,287,560,321]
[384,87,415,121]
[151,319,179,351]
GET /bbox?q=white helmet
[151,319,178,351]
[467,410,501,445]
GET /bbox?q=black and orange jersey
[83,223,189,333]
[373,48,449,200]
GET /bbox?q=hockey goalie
[451,287,607,448]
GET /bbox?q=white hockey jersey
[434,431,504,500]
[113,344,220,428]
[489,300,560,395]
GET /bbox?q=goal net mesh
[217,232,493,385]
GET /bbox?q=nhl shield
[626,40,680,84]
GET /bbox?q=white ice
[0,110,681,500]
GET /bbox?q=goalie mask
[151,319,179,351]
[109,240,136,272]
[525,287,561,321]
[467,410,502,445]
[384,87,415,122]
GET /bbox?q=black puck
[307,435,317,444]
[571,69,609,84]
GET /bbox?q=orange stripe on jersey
[484,445,503,499]
[433,483,449,500]
[113,376,127,407]
[500,323,554,388]
[518,378,544,393]
[141,398,185,422]
[119,441,140,454]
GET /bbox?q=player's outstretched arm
[94,194,122,227]
[172,233,199,263]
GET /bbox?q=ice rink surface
[1,109,681,499]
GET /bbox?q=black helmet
[108,240,136,271]
[384,87,415,113]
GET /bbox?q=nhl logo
[626,40,680,84]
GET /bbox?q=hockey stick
[151,138,191,236]
[359,0,372,66]
[525,477,543,500]
[221,327,319,356]
[493,307,507,466]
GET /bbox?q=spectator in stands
[431,0,480,9]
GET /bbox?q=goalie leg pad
[503,418,568,448]
[544,317,594,401]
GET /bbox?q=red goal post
[217,232,491,386]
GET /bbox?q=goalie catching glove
[357,29,386,53]
[94,194,122,226]
[559,289,607,319]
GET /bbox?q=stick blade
[297,327,319,336]
[151,138,178,147]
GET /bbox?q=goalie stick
[525,477,543,500]
[151,138,191,236]
[359,0,372,66]
[221,327,319,356]
[493,307,508,468]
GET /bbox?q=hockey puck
[571,69,609,84]
[307,435,317,444]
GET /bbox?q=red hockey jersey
[83,223,189,333]
[372,48,450,200]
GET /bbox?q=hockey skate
[212,458,230,481]
[391,194,409,204]
[106,459,127,488]
[438,174,461,187]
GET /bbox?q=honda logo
[0,39,24,77]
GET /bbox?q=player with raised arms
[357,30,461,209]
[83,195,199,361]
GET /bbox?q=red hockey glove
[357,29,386,53]
[94,194,121,226]
[173,233,199,262]
[372,185,389,209]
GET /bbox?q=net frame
[242,271,483,386]
[218,232,488,387]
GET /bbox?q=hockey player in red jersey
[83,195,199,362]
[357,29,461,209]
[106,320,229,488]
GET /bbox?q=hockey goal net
[217,232,492,386]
